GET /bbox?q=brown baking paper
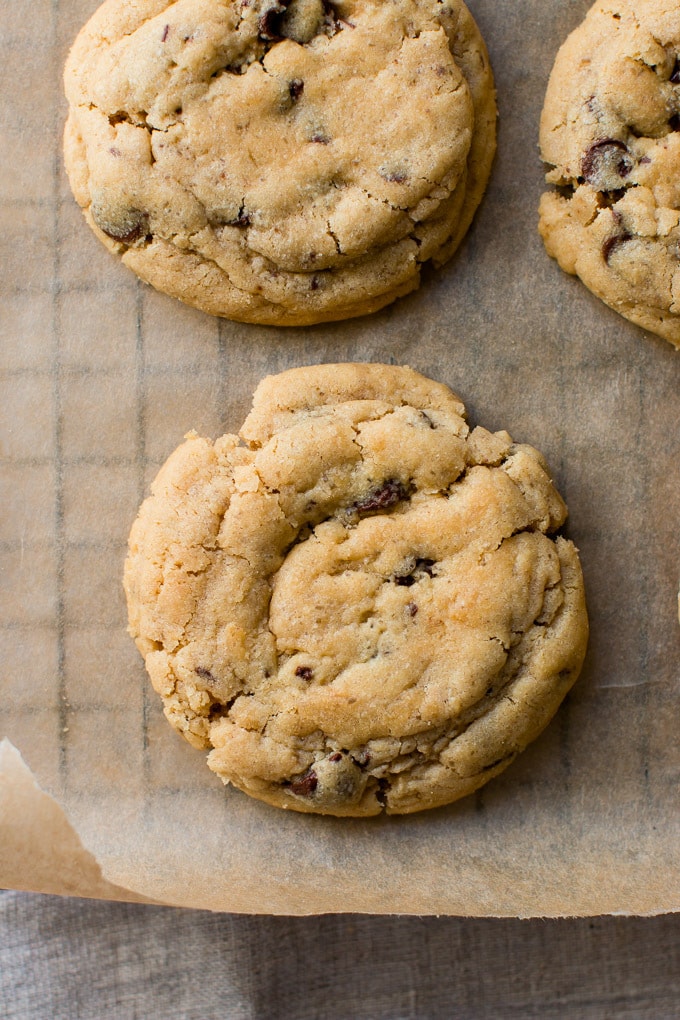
[2,0,680,916]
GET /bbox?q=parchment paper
[2,0,680,916]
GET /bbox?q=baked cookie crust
[124,364,588,816]
[63,0,496,325]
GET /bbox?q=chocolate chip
[581,139,634,189]
[258,9,281,39]
[258,1,291,40]
[288,769,318,796]
[98,210,149,244]
[602,231,632,263]
[375,778,389,806]
[289,78,304,100]
[380,168,408,184]
[322,0,341,33]
[195,666,216,683]
[671,59,680,84]
[353,479,410,514]
[161,23,170,42]
[670,113,680,132]
[406,602,418,617]
[328,751,343,762]
[310,275,320,291]
[226,206,251,227]
[310,130,330,144]
[295,665,314,681]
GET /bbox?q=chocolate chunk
[670,113,680,132]
[353,479,409,514]
[602,231,632,263]
[289,769,318,796]
[581,139,634,190]
[295,665,314,681]
[289,78,304,101]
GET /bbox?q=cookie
[124,364,588,816]
[539,0,680,348]
[63,0,496,326]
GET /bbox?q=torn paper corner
[0,739,154,905]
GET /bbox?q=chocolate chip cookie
[124,364,588,816]
[63,0,496,326]
[539,0,680,347]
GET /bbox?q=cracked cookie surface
[124,363,588,816]
[539,0,680,347]
[63,0,495,325]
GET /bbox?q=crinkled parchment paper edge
[0,740,155,905]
